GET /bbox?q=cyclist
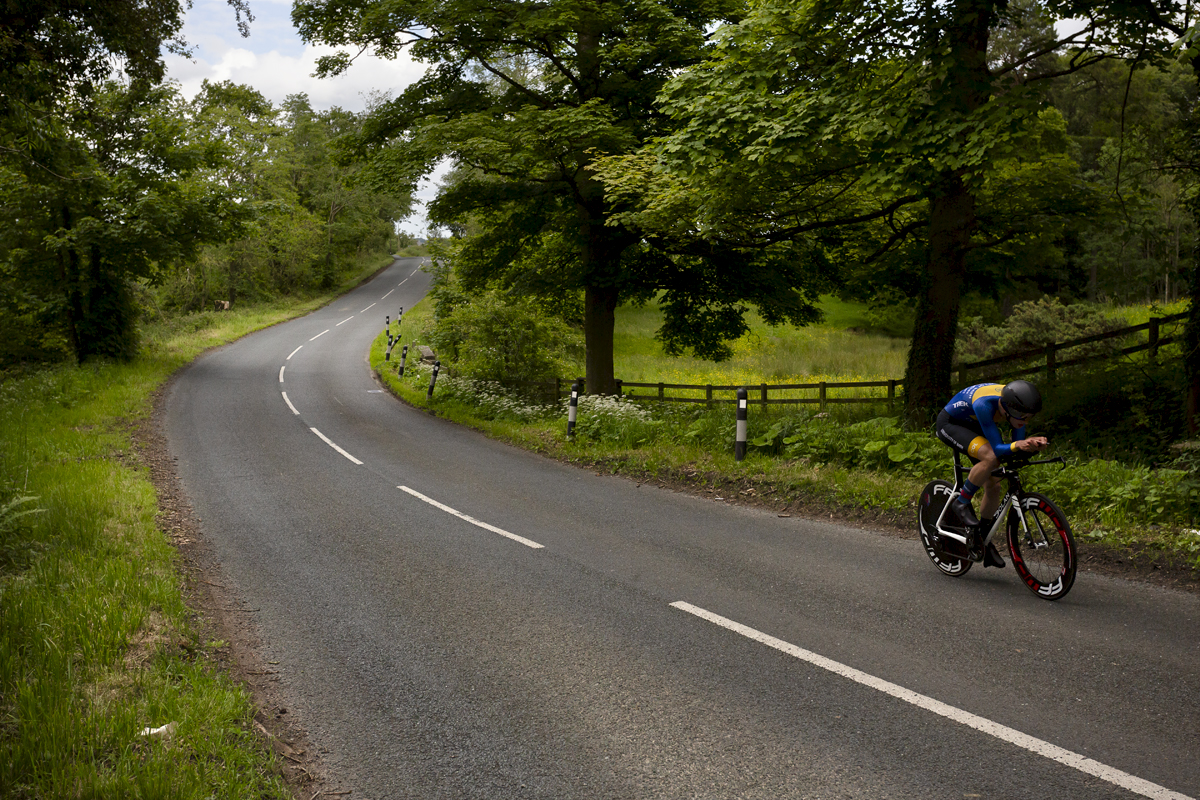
[935,380,1049,568]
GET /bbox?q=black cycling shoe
[947,498,979,530]
[984,542,1007,569]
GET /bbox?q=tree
[0,81,242,363]
[294,0,835,393]
[0,0,254,364]
[597,0,1142,420]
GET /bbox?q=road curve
[167,258,1200,800]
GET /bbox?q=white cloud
[164,0,442,231]
[165,43,427,113]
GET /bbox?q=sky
[163,0,442,236]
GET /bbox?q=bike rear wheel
[918,480,972,577]
[1007,493,1077,600]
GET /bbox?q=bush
[956,297,1126,363]
[779,414,946,478]
[428,290,584,384]
[1038,360,1187,464]
[571,395,661,448]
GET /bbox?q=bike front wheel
[1007,493,1077,600]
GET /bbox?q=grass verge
[0,254,396,798]
[375,297,1200,581]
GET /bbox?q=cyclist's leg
[935,413,988,528]
[972,449,1002,518]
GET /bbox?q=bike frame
[931,452,1063,553]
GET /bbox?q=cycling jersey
[941,383,1026,459]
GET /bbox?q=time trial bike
[918,453,1078,600]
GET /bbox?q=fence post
[658,382,664,401]
[398,345,408,375]
[706,384,713,406]
[760,383,768,406]
[567,382,579,439]
[1149,317,1161,363]
[888,379,897,412]
[385,315,390,337]
[735,388,748,461]
[1045,344,1057,382]
[958,366,969,387]
[819,382,827,412]
[427,360,440,400]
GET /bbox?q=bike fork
[1010,496,1052,550]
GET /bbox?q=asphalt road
[166,257,1199,800]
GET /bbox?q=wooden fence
[500,311,1187,409]
[952,311,1186,386]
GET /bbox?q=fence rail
[496,312,1186,409]
[953,311,1186,385]
[617,379,901,411]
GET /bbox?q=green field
[613,298,910,387]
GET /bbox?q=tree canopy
[295,0,844,392]
[595,0,1173,418]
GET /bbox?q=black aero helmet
[1001,379,1042,417]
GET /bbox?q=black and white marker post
[386,308,402,361]
[398,345,408,375]
[567,382,579,439]
[427,360,440,400]
[735,387,748,461]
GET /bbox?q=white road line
[381,289,394,300]
[397,486,544,549]
[287,345,303,360]
[361,302,376,313]
[282,392,299,415]
[336,316,354,326]
[310,428,363,465]
[399,277,408,285]
[278,366,285,383]
[669,601,1193,800]
[309,329,329,341]
[411,268,419,275]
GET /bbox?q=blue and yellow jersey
[943,383,1026,458]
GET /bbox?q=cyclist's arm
[972,397,1014,458]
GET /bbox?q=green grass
[0,253,395,799]
[613,297,909,386]
[381,293,1199,572]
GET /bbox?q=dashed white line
[309,428,363,465]
[399,277,408,285]
[397,486,544,549]
[310,329,329,341]
[336,316,354,326]
[287,345,303,360]
[278,366,285,383]
[669,601,1193,800]
[282,392,299,415]
[361,302,377,313]
[381,289,394,300]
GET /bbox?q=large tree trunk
[905,175,976,423]
[58,203,84,363]
[583,284,619,394]
[1187,207,1200,435]
[902,0,993,423]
